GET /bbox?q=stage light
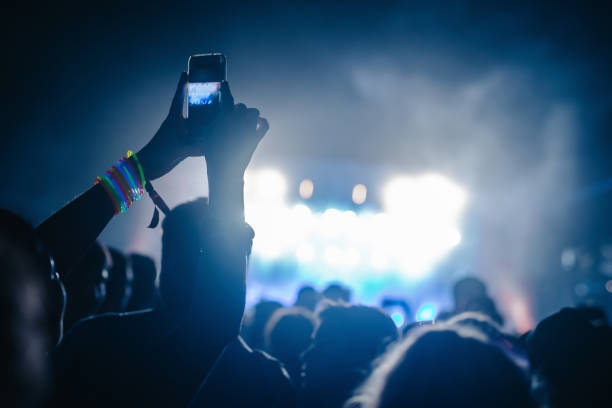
[370,250,388,270]
[352,184,367,205]
[382,173,467,220]
[344,247,361,267]
[321,208,343,237]
[245,168,287,203]
[296,243,315,262]
[606,280,612,293]
[416,304,437,321]
[253,236,283,260]
[324,246,343,265]
[299,179,314,199]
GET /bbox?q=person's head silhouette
[0,210,65,406]
[301,304,398,408]
[527,307,612,408]
[99,248,132,313]
[0,210,65,348]
[126,253,157,311]
[265,306,316,383]
[322,283,352,303]
[294,286,320,311]
[63,241,109,329]
[347,324,533,408]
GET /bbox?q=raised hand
[136,72,203,181]
[201,82,269,183]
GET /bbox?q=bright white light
[296,243,315,262]
[299,179,314,199]
[344,247,361,267]
[245,170,467,284]
[321,208,343,237]
[382,173,467,221]
[245,168,287,203]
[352,184,367,205]
[370,250,388,270]
[253,237,283,260]
[324,246,343,265]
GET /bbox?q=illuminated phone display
[188,82,221,106]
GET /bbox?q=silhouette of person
[527,307,612,408]
[98,247,132,313]
[62,240,110,331]
[294,285,321,311]
[347,324,533,408]
[300,304,398,408]
[265,306,316,384]
[126,253,157,311]
[241,299,283,350]
[191,336,296,407]
[322,283,352,304]
[0,210,66,407]
[51,73,269,407]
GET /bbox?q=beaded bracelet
[95,151,147,214]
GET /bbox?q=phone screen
[188,82,221,106]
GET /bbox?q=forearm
[35,183,115,276]
[207,172,245,223]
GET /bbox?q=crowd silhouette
[2,68,612,408]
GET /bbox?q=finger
[169,72,188,118]
[235,103,247,114]
[255,117,269,141]
[246,107,260,121]
[245,107,260,127]
[220,81,234,112]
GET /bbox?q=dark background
[2,0,612,325]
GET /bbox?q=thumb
[169,72,188,118]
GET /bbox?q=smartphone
[186,53,227,119]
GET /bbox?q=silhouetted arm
[35,184,115,275]
[189,89,269,343]
[35,73,202,275]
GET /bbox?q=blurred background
[3,0,612,332]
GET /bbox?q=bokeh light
[352,184,367,205]
[299,179,314,199]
